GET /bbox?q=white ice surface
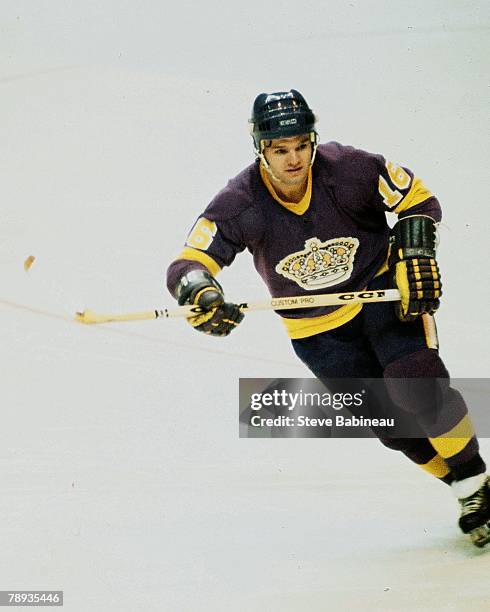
[1,2,490,611]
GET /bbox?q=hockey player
[166,90,490,547]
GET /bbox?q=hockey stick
[75,288,401,325]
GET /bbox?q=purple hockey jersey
[167,142,441,339]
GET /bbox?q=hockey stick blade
[75,309,162,324]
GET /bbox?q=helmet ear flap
[248,120,260,156]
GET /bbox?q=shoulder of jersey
[315,141,382,182]
[316,141,381,165]
[204,162,263,223]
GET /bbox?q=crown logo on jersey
[275,237,360,290]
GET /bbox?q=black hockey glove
[175,270,244,337]
[388,215,442,322]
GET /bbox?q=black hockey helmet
[249,89,317,152]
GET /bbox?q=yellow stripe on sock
[429,415,474,459]
[419,454,451,479]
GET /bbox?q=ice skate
[454,475,490,548]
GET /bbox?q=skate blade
[469,525,490,548]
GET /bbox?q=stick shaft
[235,288,401,314]
[76,289,401,324]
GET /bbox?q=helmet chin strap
[257,150,280,182]
[309,132,319,165]
[256,132,318,184]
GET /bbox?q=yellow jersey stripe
[282,302,362,339]
[259,164,312,215]
[429,415,475,459]
[394,176,434,214]
[283,260,389,339]
[177,247,222,276]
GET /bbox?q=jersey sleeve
[166,214,247,296]
[372,155,441,222]
[184,214,246,271]
[165,169,263,299]
[322,142,441,224]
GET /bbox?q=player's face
[263,134,312,186]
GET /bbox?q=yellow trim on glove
[187,307,217,327]
[395,261,410,316]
